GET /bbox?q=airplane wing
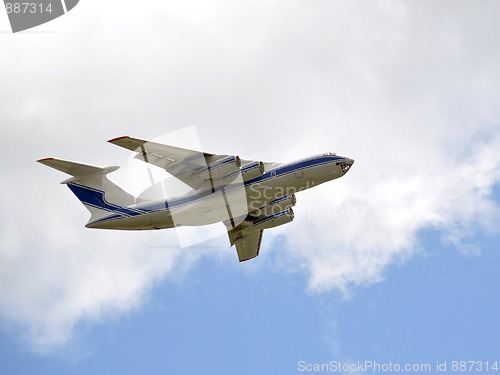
[227,221,264,262]
[225,195,296,262]
[108,136,242,191]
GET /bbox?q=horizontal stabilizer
[37,158,136,224]
[37,158,119,184]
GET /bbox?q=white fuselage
[86,153,354,230]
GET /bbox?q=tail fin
[37,158,137,224]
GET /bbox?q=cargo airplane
[38,136,354,262]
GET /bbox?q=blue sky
[1,1,500,374]
[1,226,499,375]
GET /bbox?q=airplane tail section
[37,158,137,224]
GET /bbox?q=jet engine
[199,155,241,181]
[251,194,296,218]
[240,161,265,181]
[221,160,265,183]
[253,208,294,230]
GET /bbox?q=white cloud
[0,0,499,351]
[274,1,500,292]
[284,134,500,292]
[0,187,185,351]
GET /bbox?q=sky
[1,1,500,374]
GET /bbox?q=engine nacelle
[240,161,265,181]
[251,194,296,218]
[199,155,241,181]
[253,208,294,230]
[221,160,265,183]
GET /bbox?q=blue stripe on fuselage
[67,184,143,217]
[80,154,343,223]
[139,155,342,212]
[244,154,342,185]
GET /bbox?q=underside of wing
[227,221,264,262]
[108,136,245,190]
[225,194,297,262]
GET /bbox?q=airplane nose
[340,157,354,173]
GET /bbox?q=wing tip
[108,136,130,143]
[37,157,55,163]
